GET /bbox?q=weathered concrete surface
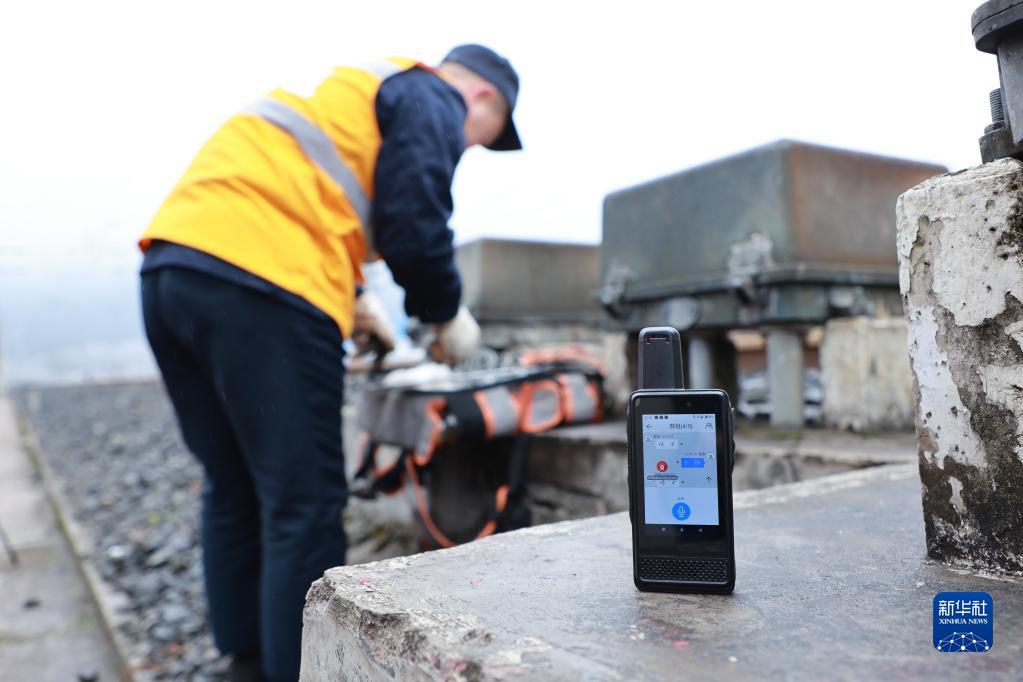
[523,421,914,524]
[897,159,1023,573]
[301,464,1023,681]
[820,316,915,431]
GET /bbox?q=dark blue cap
[443,44,522,151]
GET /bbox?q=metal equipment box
[600,140,946,330]
[456,238,602,323]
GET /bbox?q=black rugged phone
[628,327,736,594]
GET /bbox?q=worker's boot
[228,654,264,682]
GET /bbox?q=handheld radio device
[628,327,736,594]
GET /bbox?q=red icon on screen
[656,461,668,473]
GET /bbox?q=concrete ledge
[302,464,1023,681]
[523,421,916,524]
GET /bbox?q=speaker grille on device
[639,556,728,583]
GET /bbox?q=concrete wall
[896,159,1023,573]
[820,316,914,431]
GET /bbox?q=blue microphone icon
[671,502,691,521]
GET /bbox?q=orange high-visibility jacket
[139,57,429,337]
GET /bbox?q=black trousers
[141,267,347,682]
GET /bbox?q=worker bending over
[138,44,521,682]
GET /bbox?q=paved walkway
[0,395,121,681]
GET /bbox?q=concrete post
[896,159,1023,573]
[766,328,804,428]
[820,317,915,432]
[687,334,713,389]
[682,333,739,399]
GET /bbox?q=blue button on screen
[679,458,705,468]
[671,502,691,521]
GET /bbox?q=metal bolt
[987,88,1005,133]
[974,1,1023,159]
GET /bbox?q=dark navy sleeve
[372,68,466,324]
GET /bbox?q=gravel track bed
[14,381,416,681]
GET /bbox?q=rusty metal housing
[600,140,946,331]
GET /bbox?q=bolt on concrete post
[897,159,1023,573]
[766,328,804,428]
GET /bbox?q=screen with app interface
[641,413,719,526]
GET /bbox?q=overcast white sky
[0,0,995,271]
[0,0,1001,380]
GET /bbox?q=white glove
[352,290,396,355]
[429,306,480,366]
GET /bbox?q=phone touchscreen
[640,413,720,528]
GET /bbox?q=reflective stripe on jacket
[139,57,426,336]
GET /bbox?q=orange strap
[517,379,563,434]
[586,378,604,422]
[516,345,606,374]
[555,373,576,424]
[474,390,499,439]
[411,398,447,468]
[406,457,510,549]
